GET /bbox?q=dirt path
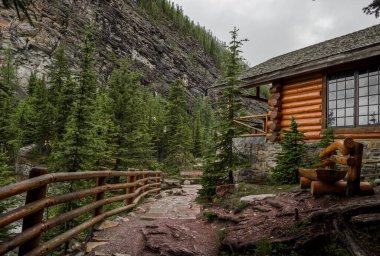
[87,185,221,256]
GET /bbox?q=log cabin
[240,24,380,142]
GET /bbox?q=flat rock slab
[86,242,108,253]
[240,194,276,202]
[140,185,201,220]
[95,220,119,231]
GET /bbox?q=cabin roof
[241,24,380,87]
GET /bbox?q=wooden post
[347,142,364,196]
[19,167,48,256]
[94,177,106,216]
[126,170,136,205]
[143,170,148,192]
[156,172,161,194]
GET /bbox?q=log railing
[0,167,162,256]
[233,114,269,137]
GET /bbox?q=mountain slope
[0,0,221,96]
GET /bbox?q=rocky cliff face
[0,0,220,97]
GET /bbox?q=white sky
[171,0,379,66]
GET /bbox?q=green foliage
[200,27,247,199]
[203,211,218,221]
[0,48,18,154]
[363,0,380,17]
[164,80,193,172]
[108,58,156,170]
[136,0,226,67]
[271,117,306,184]
[318,111,335,148]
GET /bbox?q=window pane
[346,89,354,98]
[359,96,368,106]
[359,106,368,115]
[337,118,345,126]
[329,92,336,100]
[329,83,337,92]
[329,109,336,118]
[359,116,368,125]
[369,75,379,86]
[337,99,345,108]
[337,90,345,99]
[346,80,354,89]
[369,114,378,125]
[346,98,354,107]
[359,87,368,96]
[346,117,354,126]
[369,68,379,76]
[369,85,379,95]
[337,81,345,91]
[346,107,354,116]
[329,101,336,109]
[359,77,368,87]
[369,105,378,115]
[337,109,345,117]
[369,95,379,105]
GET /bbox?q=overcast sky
[171,0,379,66]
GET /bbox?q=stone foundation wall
[234,138,380,184]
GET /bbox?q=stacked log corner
[267,82,282,142]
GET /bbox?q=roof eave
[241,43,380,89]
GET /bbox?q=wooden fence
[233,114,269,138]
[0,167,162,256]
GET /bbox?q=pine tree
[271,117,307,184]
[47,46,76,140]
[0,48,18,154]
[192,96,203,158]
[200,28,247,198]
[50,24,98,172]
[164,80,193,172]
[108,58,155,170]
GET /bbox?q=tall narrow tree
[200,28,247,198]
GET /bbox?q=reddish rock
[215,184,238,197]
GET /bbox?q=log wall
[267,75,323,141]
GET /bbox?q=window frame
[326,66,380,131]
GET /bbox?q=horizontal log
[311,181,373,196]
[304,131,321,139]
[299,168,318,181]
[282,104,321,115]
[270,92,281,101]
[0,170,161,201]
[281,125,321,132]
[268,98,281,107]
[331,155,356,166]
[282,91,321,103]
[282,98,322,109]
[335,133,380,139]
[283,78,323,90]
[281,118,321,127]
[300,177,312,189]
[319,138,355,158]
[282,84,322,96]
[282,112,322,120]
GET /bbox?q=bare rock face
[0,0,220,97]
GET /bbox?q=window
[327,66,380,127]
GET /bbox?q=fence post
[156,172,161,194]
[126,169,136,205]
[94,177,106,216]
[143,169,148,192]
[19,167,48,256]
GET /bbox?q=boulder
[240,194,276,203]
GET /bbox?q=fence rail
[0,167,162,256]
[233,114,269,137]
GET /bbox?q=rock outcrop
[0,0,221,97]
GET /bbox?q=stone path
[140,185,201,220]
[86,184,221,256]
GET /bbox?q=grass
[210,183,298,211]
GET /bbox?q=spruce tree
[164,80,193,172]
[0,48,18,154]
[50,24,98,172]
[108,58,155,170]
[271,117,306,184]
[200,28,247,198]
[47,46,76,140]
